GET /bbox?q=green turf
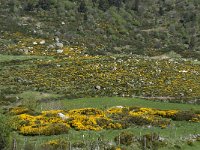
[18,91,62,101]
[40,97,200,111]
[11,121,200,150]
[0,54,53,62]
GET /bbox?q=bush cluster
[0,113,11,149]
[1,43,200,102]
[11,106,200,135]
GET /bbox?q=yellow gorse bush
[9,107,31,115]
[1,31,200,102]
[70,115,102,131]
[41,139,68,149]
[67,108,106,130]
[11,106,200,135]
[45,139,59,146]
[14,111,70,135]
[107,107,124,114]
[2,52,200,101]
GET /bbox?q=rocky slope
[0,0,200,59]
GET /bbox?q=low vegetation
[3,99,199,150]
[10,106,200,136]
[0,113,11,150]
[1,0,200,149]
[1,50,200,102]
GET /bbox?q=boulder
[33,42,37,45]
[56,42,64,48]
[58,113,69,120]
[57,49,63,53]
[55,31,62,37]
[40,40,45,45]
[95,85,101,90]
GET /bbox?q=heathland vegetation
[0,0,200,149]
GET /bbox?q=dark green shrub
[172,111,194,121]
[44,123,69,135]
[8,107,34,115]
[98,0,110,11]
[96,118,111,127]
[41,139,69,150]
[187,140,194,146]
[24,142,35,150]
[140,133,159,149]
[72,141,86,148]
[0,113,11,150]
[78,1,87,13]
[124,115,151,126]
[174,144,182,149]
[114,131,135,146]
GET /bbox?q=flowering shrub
[13,111,70,135]
[67,108,106,130]
[9,107,32,115]
[1,48,200,102]
[107,107,125,114]
[19,123,69,136]
[41,139,68,150]
[2,32,86,57]
[67,108,123,130]
[69,115,102,131]
[96,118,123,129]
[68,108,105,117]
[130,107,179,118]
[12,106,200,135]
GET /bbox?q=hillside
[0,0,200,58]
[0,0,200,150]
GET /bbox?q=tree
[92,0,97,7]
[37,0,51,10]
[108,0,122,10]
[133,0,140,12]
[24,0,38,11]
[158,6,164,16]
[98,0,110,11]
[8,0,18,13]
[78,1,87,13]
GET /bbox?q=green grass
[0,54,53,62]
[10,122,200,150]
[17,91,62,102]
[40,97,200,111]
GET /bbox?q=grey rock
[95,85,101,90]
[55,31,62,37]
[56,42,64,48]
[57,49,63,53]
[39,40,45,45]
[47,45,55,49]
